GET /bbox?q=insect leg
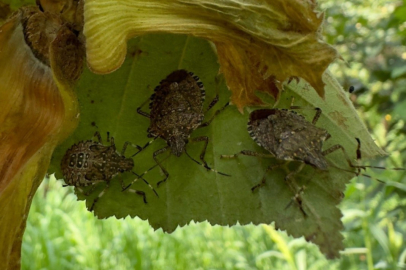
[327,138,404,176]
[289,105,322,126]
[109,135,115,149]
[93,131,102,143]
[289,97,322,125]
[189,136,209,167]
[131,137,158,157]
[311,108,322,125]
[137,97,151,118]
[283,163,308,217]
[81,181,103,196]
[202,74,222,114]
[322,143,363,174]
[353,138,404,171]
[129,171,159,198]
[185,152,231,176]
[221,150,276,183]
[121,141,143,156]
[222,149,308,216]
[284,185,307,217]
[184,146,230,176]
[89,182,109,211]
[122,155,169,191]
[199,102,229,128]
[153,147,170,187]
[288,106,321,125]
[126,189,147,204]
[251,163,286,192]
[204,94,218,114]
[220,150,274,159]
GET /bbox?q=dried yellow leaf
[84,0,338,110]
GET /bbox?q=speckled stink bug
[221,106,365,216]
[125,69,229,189]
[61,132,157,210]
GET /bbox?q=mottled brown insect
[221,107,361,216]
[61,132,155,210]
[127,69,229,188]
[248,108,334,170]
[222,101,404,216]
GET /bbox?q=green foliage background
[21,0,406,269]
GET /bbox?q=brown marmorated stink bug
[124,69,230,189]
[221,104,402,216]
[61,132,157,211]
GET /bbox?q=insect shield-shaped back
[88,143,135,177]
[148,69,205,156]
[222,106,354,217]
[135,70,230,187]
[60,133,152,211]
[248,109,330,170]
[61,135,134,187]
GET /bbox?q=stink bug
[222,102,404,216]
[221,105,374,216]
[124,69,229,189]
[61,132,157,210]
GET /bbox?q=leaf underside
[49,34,383,259]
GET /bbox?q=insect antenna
[354,138,405,171]
[352,164,405,171]
[328,164,386,184]
[328,138,404,183]
[324,137,405,180]
[184,149,231,176]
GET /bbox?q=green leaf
[394,5,406,22]
[49,34,384,259]
[391,65,406,79]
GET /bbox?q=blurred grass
[22,175,406,269]
[23,177,336,270]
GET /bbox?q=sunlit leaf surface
[49,35,383,258]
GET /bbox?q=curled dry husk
[83,0,339,110]
[0,5,83,269]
